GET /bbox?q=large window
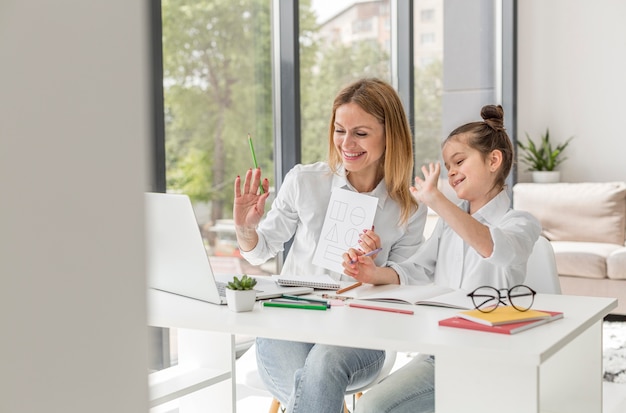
[301,0,392,163]
[302,0,445,169]
[413,0,444,167]
[161,0,274,276]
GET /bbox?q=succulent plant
[226,274,257,291]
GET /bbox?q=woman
[233,78,427,412]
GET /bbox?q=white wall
[517,0,626,183]
[0,1,150,412]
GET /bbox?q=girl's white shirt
[241,162,427,283]
[408,189,542,290]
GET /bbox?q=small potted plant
[517,128,573,183]
[225,274,258,312]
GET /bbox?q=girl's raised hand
[233,168,270,228]
[410,162,441,205]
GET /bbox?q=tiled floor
[604,381,626,413]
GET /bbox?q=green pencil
[263,302,327,311]
[247,133,264,194]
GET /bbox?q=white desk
[148,290,616,413]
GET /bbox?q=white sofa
[513,182,626,315]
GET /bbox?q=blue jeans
[355,355,435,413]
[255,337,385,413]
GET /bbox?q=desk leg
[435,352,540,413]
[177,329,236,413]
[541,321,603,413]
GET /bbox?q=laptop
[144,192,313,304]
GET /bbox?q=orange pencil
[336,282,362,294]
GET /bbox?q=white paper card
[312,187,378,274]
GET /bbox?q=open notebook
[318,283,475,309]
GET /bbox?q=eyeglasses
[467,285,536,313]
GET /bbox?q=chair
[238,344,396,413]
[524,236,562,294]
[270,350,396,413]
[341,350,397,412]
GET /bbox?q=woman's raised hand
[233,168,270,228]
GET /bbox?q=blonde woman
[233,78,427,413]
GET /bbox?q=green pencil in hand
[248,133,264,194]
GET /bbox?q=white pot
[532,171,560,183]
[225,289,257,312]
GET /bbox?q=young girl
[354,104,542,413]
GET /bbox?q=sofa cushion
[607,247,626,280]
[513,182,626,245]
[551,241,622,279]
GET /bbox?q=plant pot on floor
[225,289,257,312]
[532,170,560,183]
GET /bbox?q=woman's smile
[342,150,367,160]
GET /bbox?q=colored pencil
[247,133,264,194]
[348,302,414,315]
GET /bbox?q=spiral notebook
[272,274,341,290]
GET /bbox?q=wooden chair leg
[272,396,350,413]
[269,398,282,413]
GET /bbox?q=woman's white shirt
[241,162,427,282]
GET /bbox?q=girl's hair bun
[481,105,504,130]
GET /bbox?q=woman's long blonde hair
[328,78,418,225]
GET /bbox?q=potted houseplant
[225,274,258,312]
[517,129,573,183]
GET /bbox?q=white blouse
[241,162,427,283]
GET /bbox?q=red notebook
[439,310,563,335]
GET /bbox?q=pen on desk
[263,302,328,311]
[247,133,264,194]
[281,295,330,306]
[348,302,414,315]
[321,294,352,301]
[270,299,331,308]
[349,247,383,264]
[336,282,362,295]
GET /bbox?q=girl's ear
[489,149,503,172]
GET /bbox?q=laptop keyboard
[217,280,261,297]
[216,281,227,297]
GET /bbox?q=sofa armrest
[608,247,626,280]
